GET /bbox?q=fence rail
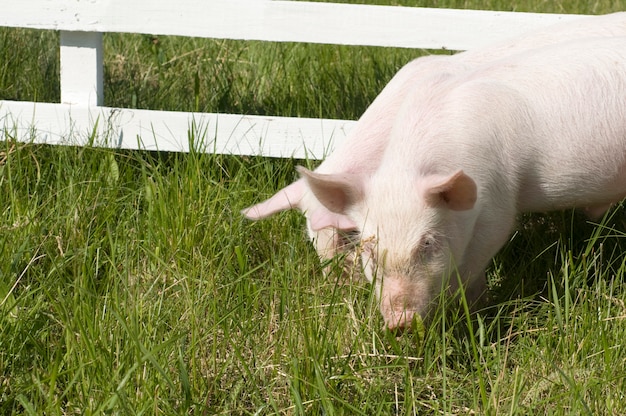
[0,0,583,159]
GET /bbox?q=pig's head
[297,166,478,331]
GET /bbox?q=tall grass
[2,0,626,414]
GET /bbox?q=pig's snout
[378,275,429,332]
[381,304,417,332]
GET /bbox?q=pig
[243,12,626,273]
[243,14,626,329]
[299,36,626,329]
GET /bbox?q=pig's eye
[422,234,437,250]
[413,234,439,261]
[422,237,436,253]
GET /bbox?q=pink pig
[243,13,626,329]
[300,36,626,329]
[244,12,626,264]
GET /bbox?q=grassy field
[2,1,626,414]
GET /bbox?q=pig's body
[244,12,626,266]
[303,37,626,329]
[243,13,626,329]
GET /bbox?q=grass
[1,0,626,414]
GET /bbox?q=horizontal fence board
[0,2,591,159]
[0,101,354,160]
[0,0,582,50]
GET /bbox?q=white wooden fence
[0,0,583,160]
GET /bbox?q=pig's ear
[309,209,358,231]
[422,170,477,211]
[296,166,363,214]
[241,180,305,220]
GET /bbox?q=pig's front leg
[455,211,517,309]
[583,204,613,220]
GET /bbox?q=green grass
[2,1,626,414]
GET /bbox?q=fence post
[60,31,104,106]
